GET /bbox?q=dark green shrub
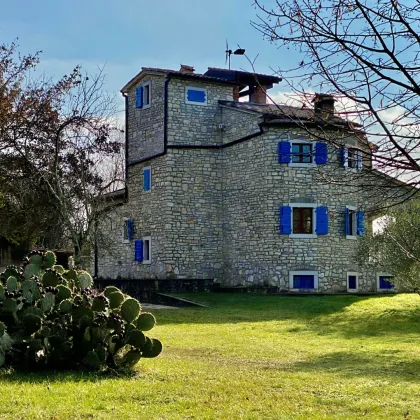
[0,250,162,371]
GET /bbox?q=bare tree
[0,41,124,256]
[252,0,420,208]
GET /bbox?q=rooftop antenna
[225,40,245,70]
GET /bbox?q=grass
[1,293,420,418]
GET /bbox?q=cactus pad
[120,298,141,324]
[3,298,17,313]
[76,271,93,289]
[108,291,124,309]
[41,292,55,312]
[56,285,71,301]
[23,263,41,279]
[123,349,142,367]
[103,286,121,299]
[142,337,163,358]
[44,251,56,268]
[53,265,65,274]
[0,285,5,301]
[28,252,43,265]
[92,296,108,313]
[59,299,73,314]
[42,270,60,287]
[0,322,6,337]
[85,350,101,370]
[127,329,146,349]
[136,313,156,331]
[6,276,18,292]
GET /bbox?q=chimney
[250,85,267,104]
[233,86,240,102]
[313,93,335,115]
[179,64,195,74]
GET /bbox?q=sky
[0,0,297,114]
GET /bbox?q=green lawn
[1,293,420,419]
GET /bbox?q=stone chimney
[250,85,267,104]
[313,93,335,115]
[179,64,195,74]
[233,86,240,102]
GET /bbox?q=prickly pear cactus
[0,250,162,371]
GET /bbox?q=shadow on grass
[156,293,420,338]
[287,350,420,382]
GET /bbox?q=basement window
[289,271,318,290]
[347,272,358,292]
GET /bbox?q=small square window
[292,143,313,163]
[293,207,313,234]
[348,148,358,168]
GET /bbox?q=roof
[205,68,281,87]
[121,67,240,93]
[218,100,361,127]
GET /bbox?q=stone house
[96,65,397,293]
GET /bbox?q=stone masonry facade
[96,66,397,293]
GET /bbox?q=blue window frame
[379,276,393,289]
[293,275,315,289]
[292,143,312,163]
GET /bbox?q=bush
[0,250,162,371]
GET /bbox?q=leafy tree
[252,0,420,207]
[0,41,124,256]
[357,200,420,289]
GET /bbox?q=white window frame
[343,145,362,170]
[289,203,318,239]
[185,86,208,106]
[288,139,316,168]
[376,272,395,292]
[142,81,151,109]
[346,205,357,240]
[143,166,151,192]
[122,217,130,244]
[289,270,319,291]
[347,272,359,292]
[142,236,152,264]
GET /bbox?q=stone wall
[221,126,376,292]
[220,107,262,144]
[167,78,233,146]
[126,74,165,163]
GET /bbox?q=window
[280,204,328,238]
[293,207,313,234]
[341,147,362,170]
[123,218,132,243]
[185,86,207,105]
[143,237,151,264]
[345,206,364,238]
[278,140,327,166]
[347,272,358,291]
[289,271,318,290]
[135,81,151,109]
[376,273,394,291]
[143,167,151,191]
[292,143,312,163]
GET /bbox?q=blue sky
[0,0,296,112]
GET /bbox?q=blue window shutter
[135,240,143,262]
[278,142,291,163]
[357,211,365,236]
[136,86,143,108]
[187,89,206,103]
[315,142,328,164]
[143,168,151,191]
[316,206,329,234]
[345,208,350,235]
[341,148,348,167]
[279,206,292,234]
